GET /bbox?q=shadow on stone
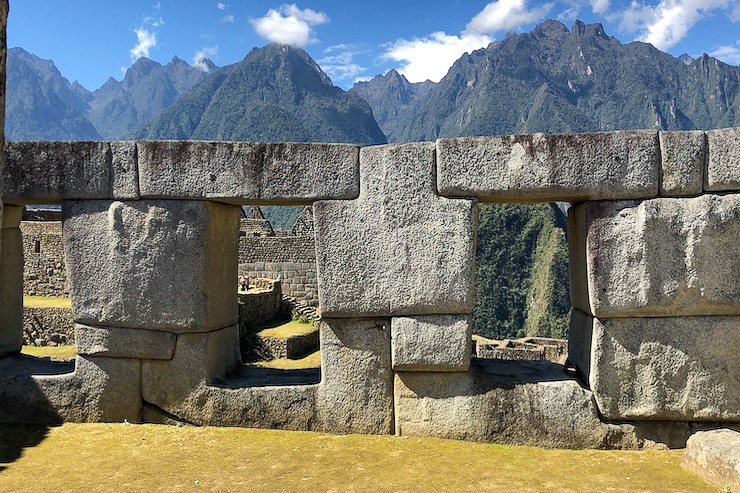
[213,365,321,388]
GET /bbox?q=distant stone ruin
[0,7,738,450]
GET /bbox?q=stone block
[3,141,110,204]
[659,130,705,196]
[316,317,394,434]
[75,324,177,360]
[566,309,593,383]
[682,429,740,491]
[0,354,141,423]
[391,314,471,372]
[137,141,359,204]
[110,141,139,200]
[437,130,659,202]
[63,200,240,332]
[315,143,477,317]
[567,205,589,314]
[581,195,740,317]
[706,127,740,191]
[1,204,21,228]
[395,358,659,448]
[0,227,23,356]
[589,316,740,421]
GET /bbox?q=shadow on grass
[0,424,54,473]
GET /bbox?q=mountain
[6,47,101,140]
[89,56,215,139]
[383,20,739,142]
[133,43,387,145]
[351,69,435,143]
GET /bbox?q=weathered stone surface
[1,203,21,228]
[137,141,359,204]
[3,141,110,204]
[0,227,23,356]
[63,200,240,332]
[315,143,477,317]
[566,309,593,383]
[395,358,675,449]
[567,206,589,314]
[0,355,141,423]
[75,324,176,360]
[110,141,139,200]
[659,130,705,196]
[706,127,740,191]
[589,317,740,421]
[577,195,740,317]
[437,130,659,202]
[391,314,471,372]
[682,429,740,491]
[142,318,395,435]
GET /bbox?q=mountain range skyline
[9,2,740,91]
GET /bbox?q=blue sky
[8,0,740,90]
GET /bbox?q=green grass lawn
[0,423,713,492]
[22,296,71,309]
[254,350,321,370]
[20,345,76,359]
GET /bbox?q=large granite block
[394,358,668,449]
[1,203,21,228]
[137,141,359,204]
[706,127,740,191]
[3,141,110,204]
[0,225,23,356]
[110,141,139,200]
[659,130,705,196]
[0,354,142,423]
[63,200,240,332]
[578,195,740,317]
[391,314,471,372]
[566,309,593,383]
[437,130,659,202]
[589,317,740,421]
[75,324,177,360]
[315,143,477,317]
[682,429,740,491]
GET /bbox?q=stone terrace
[0,127,738,449]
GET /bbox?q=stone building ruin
[0,5,738,450]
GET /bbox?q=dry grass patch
[22,296,71,309]
[0,423,713,493]
[254,350,321,369]
[257,320,317,339]
[20,345,76,360]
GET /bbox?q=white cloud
[250,4,329,47]
[217,2,227,9]
[710,42,740,64]
[732,2,740,21]
[130,28,157,60]
[144,16,165,27]
[153,1,160,9]
[222,14,235,23]
[591,0,610,14]
[193,46,218,72]
[619,0,730,51]
[382,32,492,83]
[318,49,367,83]
[466,0,554,34]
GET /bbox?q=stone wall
[23,307,74,346]
[238,236,317,306]
[0,130,737,450]
[20,221,68,297]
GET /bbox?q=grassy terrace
[22,296,71,309]
[0,423,712,492]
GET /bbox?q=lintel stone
[110,141,140,200]
[706,127,740,191]
[659,130,705,196]
[137,140,360,204]
[437,130,659,202]
[3,141,110,204]
[391,314,471,372]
